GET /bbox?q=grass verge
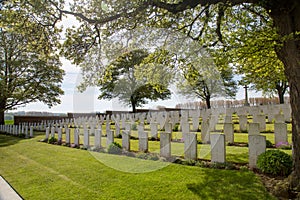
[0,134,275,199]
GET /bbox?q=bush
[137,153,148,159]
[266,140,273,148]
[182,159,197,166]
[48,137,57,144]
[257,150,292,176]
[131,124,137,130]
[148,154,159,161]
[172,124,179,132]
[107,142,122,155]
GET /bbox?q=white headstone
[224,115,232,123]
[106,130,114,147]
[274,123,288,145]
[253,114,266,131]
[201,119,210,144]
[94,129,102,149]
[74,128,80,147]
[274,114,285,123]
[122,130,130,151]
[184,133,197,160]
[249,123,260,135]
[224,123,234,143]
[83,129,89,148]
[45,127,50,140]
[209,115,218,131]
[57,128,62,142]
[211,134,226,163]
[238,115,248,132]
[164,123,172,133]
[248,135,266,169]
[65,128,70,144]
[150,122,158,139]
[160,132,171,158]
[51,127,55,138]
[25,126,28,137]
[138,131,148,152]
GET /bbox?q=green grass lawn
[0,134,275,200]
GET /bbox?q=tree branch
[150,0,259,14]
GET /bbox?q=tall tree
[0,1,64,124]
[97,49,171,112]
[215,6,289,103]
[53,0,300,189]
[177,56,237,109]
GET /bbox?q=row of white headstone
[42,119,289,169]
[0,104,291,168]
[0,124,34,138]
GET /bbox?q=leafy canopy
[97,49,171,112]
[0,0,64,113]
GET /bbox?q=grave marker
[184,133,197,160]
[248,135,266,168]
[274,123,288,145]
[210,134,226,163]
[94,129,102,149]
[160,132,171,158]
[224,123,234,143]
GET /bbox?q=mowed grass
[0,134,275,200]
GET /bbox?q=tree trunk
[276,85,285,104]
[130,97,137,113]
[0,110,4,125]
[0,100,5,125]
[205,96,211,109]
[269,1,300,189]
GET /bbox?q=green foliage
[177,56,237,109]
[0,1,64,122]
[107,142,122,155]
[257,150,293,176]
[211,162,235,170]
[182,159,197,166]
[266,140,273,148]
[131,123,137,130]
[48,137,58,144]
[216,6,288,102]
[239,166,249,171]
[172,124,179,132]
[96,49,171,112]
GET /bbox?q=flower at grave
[275,141,291,149]
[180,138,184,142]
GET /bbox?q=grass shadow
[186,169,275,199]
[0,134,23,148]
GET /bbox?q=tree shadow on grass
[0,134,22,148]
[186,169,275,200]
[226,151,249,164]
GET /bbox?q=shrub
[182,159,197,166]
[48,137,57,144]
[257,150,292,176]
[137,153,148,159]
[131,124,137,130]
[195,161,207,168]
[19,133,26,138]
[172,124,179,132]
[107,142,122,154]
[148,154,159,161]
[266,140,273,148]
[239,166,249,171]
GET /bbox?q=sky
[14,4,262,114]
